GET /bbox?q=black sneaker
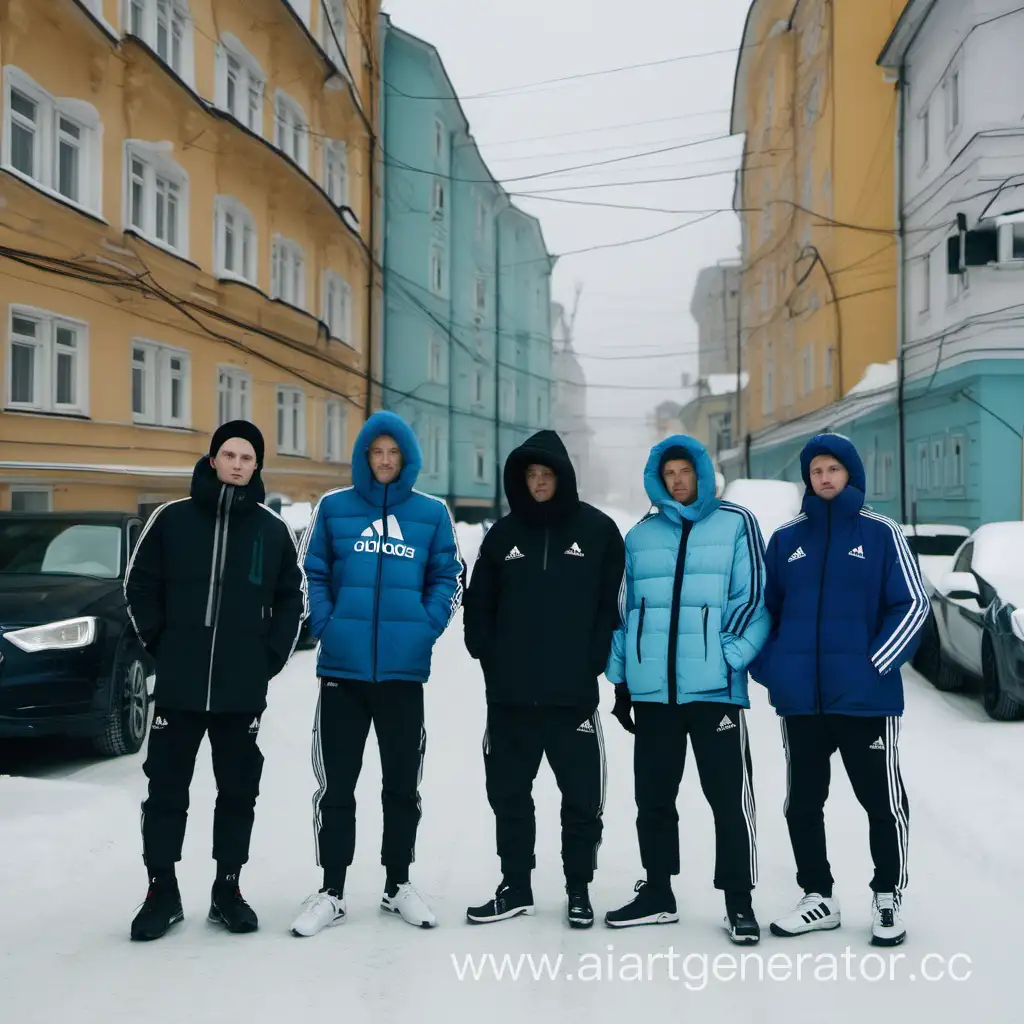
[604,880,678,928]
[466,881,535,924]
[208,884,259,934]
[131,880,184,941]
[724,891,760,945]
[566,885,594,929]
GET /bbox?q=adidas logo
[565,541,585,557]
[869,736,885,750]
[788,547,806,563]
[248,717,261,734]
[849,545,865,559]
[505,546,525,561]
[354,514,415,558]
[717,715,736,732]
[152,715,168,730]
[361,514,404,541]
[576,719,595,734]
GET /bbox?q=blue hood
[351,411,422,506]
[644,435,720,524]
[799,432,866,522]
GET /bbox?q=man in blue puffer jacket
[289,411,462,936]
[604,435,769,943]
[750,433,927,949]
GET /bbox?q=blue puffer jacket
[301,411,463,683]
[749,433,929,717]
[606,435,770,707]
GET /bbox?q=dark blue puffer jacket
[749,433,928,717]
[301,411,463,683]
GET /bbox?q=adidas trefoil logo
[869,736,885,750]
[565,541,585,557]
[152,715,168,730]
[788,547,806,563]
[849,545,866,560]
[576,719,595,734]
[717,715,736,732]
[505,546,525,561]
[248,717,261,734]
[354,514,415,558]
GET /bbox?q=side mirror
[940,571,981,604]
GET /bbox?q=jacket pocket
[636,598,646,665]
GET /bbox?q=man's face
[369,435,402,485]
[211,438,257,486]
[809,455,849,499]
[662,458,697,506]
[526,464,557,503]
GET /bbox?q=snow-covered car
[927,522,1024,720]
[720,478,803,541]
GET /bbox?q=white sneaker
[769,893,841,937]
[381,882,437,928]
[871,892,906,947]
[290,890,346,937]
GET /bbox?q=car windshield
[905,534,965,557]
[0,520,122,579]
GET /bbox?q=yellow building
[0,0,380,515]
[730,0,906,438]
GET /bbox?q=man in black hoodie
[124,420,305,941]
[464,431,625,928]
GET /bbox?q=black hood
[503,430,579,524]
[189,456,265,516]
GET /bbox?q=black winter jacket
[463,431,625,709]
[124,458,305,713]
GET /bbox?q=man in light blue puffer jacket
[603,435,769,944]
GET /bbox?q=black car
[0,511,153,754]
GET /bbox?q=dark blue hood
[799,432,866,521]
[351,411,422,506]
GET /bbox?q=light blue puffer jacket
[606,436,770,707]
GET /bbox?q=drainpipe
[447,126,456,509]
[493,204,504,518]
[896,65,909,523]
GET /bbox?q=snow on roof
[846,360,898,396]
[703,373,749,396]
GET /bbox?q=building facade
[380,20,555,521]
[550,300,592,498]
[679,373,749,464]
[691,260,742,378]
[0,0,380,515]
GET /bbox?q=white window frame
[7,306,89,416]
[323,139,349,207]
[214,34,265,135]
[123,141,189,256]
[322,270,352,343]
[319,0,348,69]
[824,347,833,389]
[271,236,306,309]
[214,196,257,285]
[499,379,513,420]
[431,178,446,219]
[9,485,53,512]
[995,212,1024,263]
[536,393,543,424]
[476,196,487,241]
[434,118,445,161]
[276,385,307,456]
[472,367,484,406]
[944,66,962,139]
[131,339,189,428]
[273,90,309,170]
[323,397,347,463]
[916,442,929,492]
[216,365,252,426]
[802,345,814,395]
[124,0,195,85]
[427,333,444,384]
[929,438,943,491]
[429,244,444,296]
[474,275,486,313]
[2,67,104,216]
[918,104,929,170]
[947,433,966,489]
[917,252,931,315]
[473,446,486,483]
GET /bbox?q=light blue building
[380,19,556,520]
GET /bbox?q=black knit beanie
[209,420,265,467]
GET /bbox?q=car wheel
[94,649,150,756]
[912,614,941,680]
[981,639,1023,722]
[933,651,966,692]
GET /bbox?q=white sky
[380,0,752,503]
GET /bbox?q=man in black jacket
[463,430,625,928]
[124,420,305,941]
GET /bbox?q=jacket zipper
[636,598,646,664]
[371,485,388,683]
[702,605,709,660]
[206,487,232,711]
[543,527,549,570]
[665,520,693,706]
[815,505,831,714]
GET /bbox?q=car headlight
[4,617,98,652]
[1012,609,1024,643]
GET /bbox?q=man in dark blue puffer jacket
[289,411,463,936]
[751,433,927,949]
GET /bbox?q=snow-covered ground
[1,621,1020,1022]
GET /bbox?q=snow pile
[600,506,650,538]
[456,521,485,580]
[702,372,749,396]
[278,501,313,534]
[721,478,803,540]
[846,359,897,397]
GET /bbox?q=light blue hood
[643,434,720,524]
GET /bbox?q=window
[429,245,444,295]
[131,340,189,427]
[474,276,486,312]
[319,0,347,68]
[7,308,88,415]
[916,442,930,492]
[802,345,814,395]
[276,385,306,455]
[324,140,348,206]
[324,398,347,462]
[428,333,444,383]
[3,69,103,214]
[271,237,306,308]
[500,379,513,420]
[10,487,52,512]
[125,0,192,81]
[431,179,446,219]
[216,366,251,425]
[321,271,351,342]
[824,347,833,389]
[804,74,821,125]
[124,144,188,254]
[996,214,1024,263]
[274,91,308,170]
[945,68,961,136]
[917,253,931,314]
[473,447,486,483]
[536,394,544,424]
[762,358,774,415]
[214,197,257,284]
[476,197,487,241]
[215,35,265,133]
[472,367,484,405]
[434,119,445,161]
[919,105,930,168]
[947,434,966,489]
[422,420,443,475]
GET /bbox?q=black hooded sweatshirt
[463,430,625,708]
[124,457,305,714]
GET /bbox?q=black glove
[611,682,635,734]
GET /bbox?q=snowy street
[1,615,1021,1022]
